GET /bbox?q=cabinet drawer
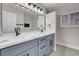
[47,34,54,39]
[38,36,47,44]
[38,42,47,55]
[46,39,53,55]
[25,46,37,56]
[1,39,37,56]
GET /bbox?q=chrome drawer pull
[40,38,46,41]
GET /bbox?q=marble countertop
[0,30,54,49]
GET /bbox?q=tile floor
[50,44,79,56]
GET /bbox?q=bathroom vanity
[0,31,55,56]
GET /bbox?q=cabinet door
[46,39,53,55]
[46,35,54,55]
[25,46,37,56]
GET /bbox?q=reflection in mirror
[1,3,45,34]
[24,10,39,31]
[2,3,17,33]
[2,3,24,33]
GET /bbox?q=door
[46,34,54,55]
[45,11,56,33]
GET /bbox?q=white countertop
[0,30,54,49]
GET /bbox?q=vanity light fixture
[15,3,44,15]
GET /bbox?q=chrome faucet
[40,25,44,32]
[15,27,21,36]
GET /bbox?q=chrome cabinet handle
[50,40,52,46]
[40,38,46,41]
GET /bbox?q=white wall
[56,4,79,50]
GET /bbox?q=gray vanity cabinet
[0,34,54,56]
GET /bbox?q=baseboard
[56,42,79,51]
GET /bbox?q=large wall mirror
[0,3,45,35]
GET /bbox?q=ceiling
[39,3,79,13]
